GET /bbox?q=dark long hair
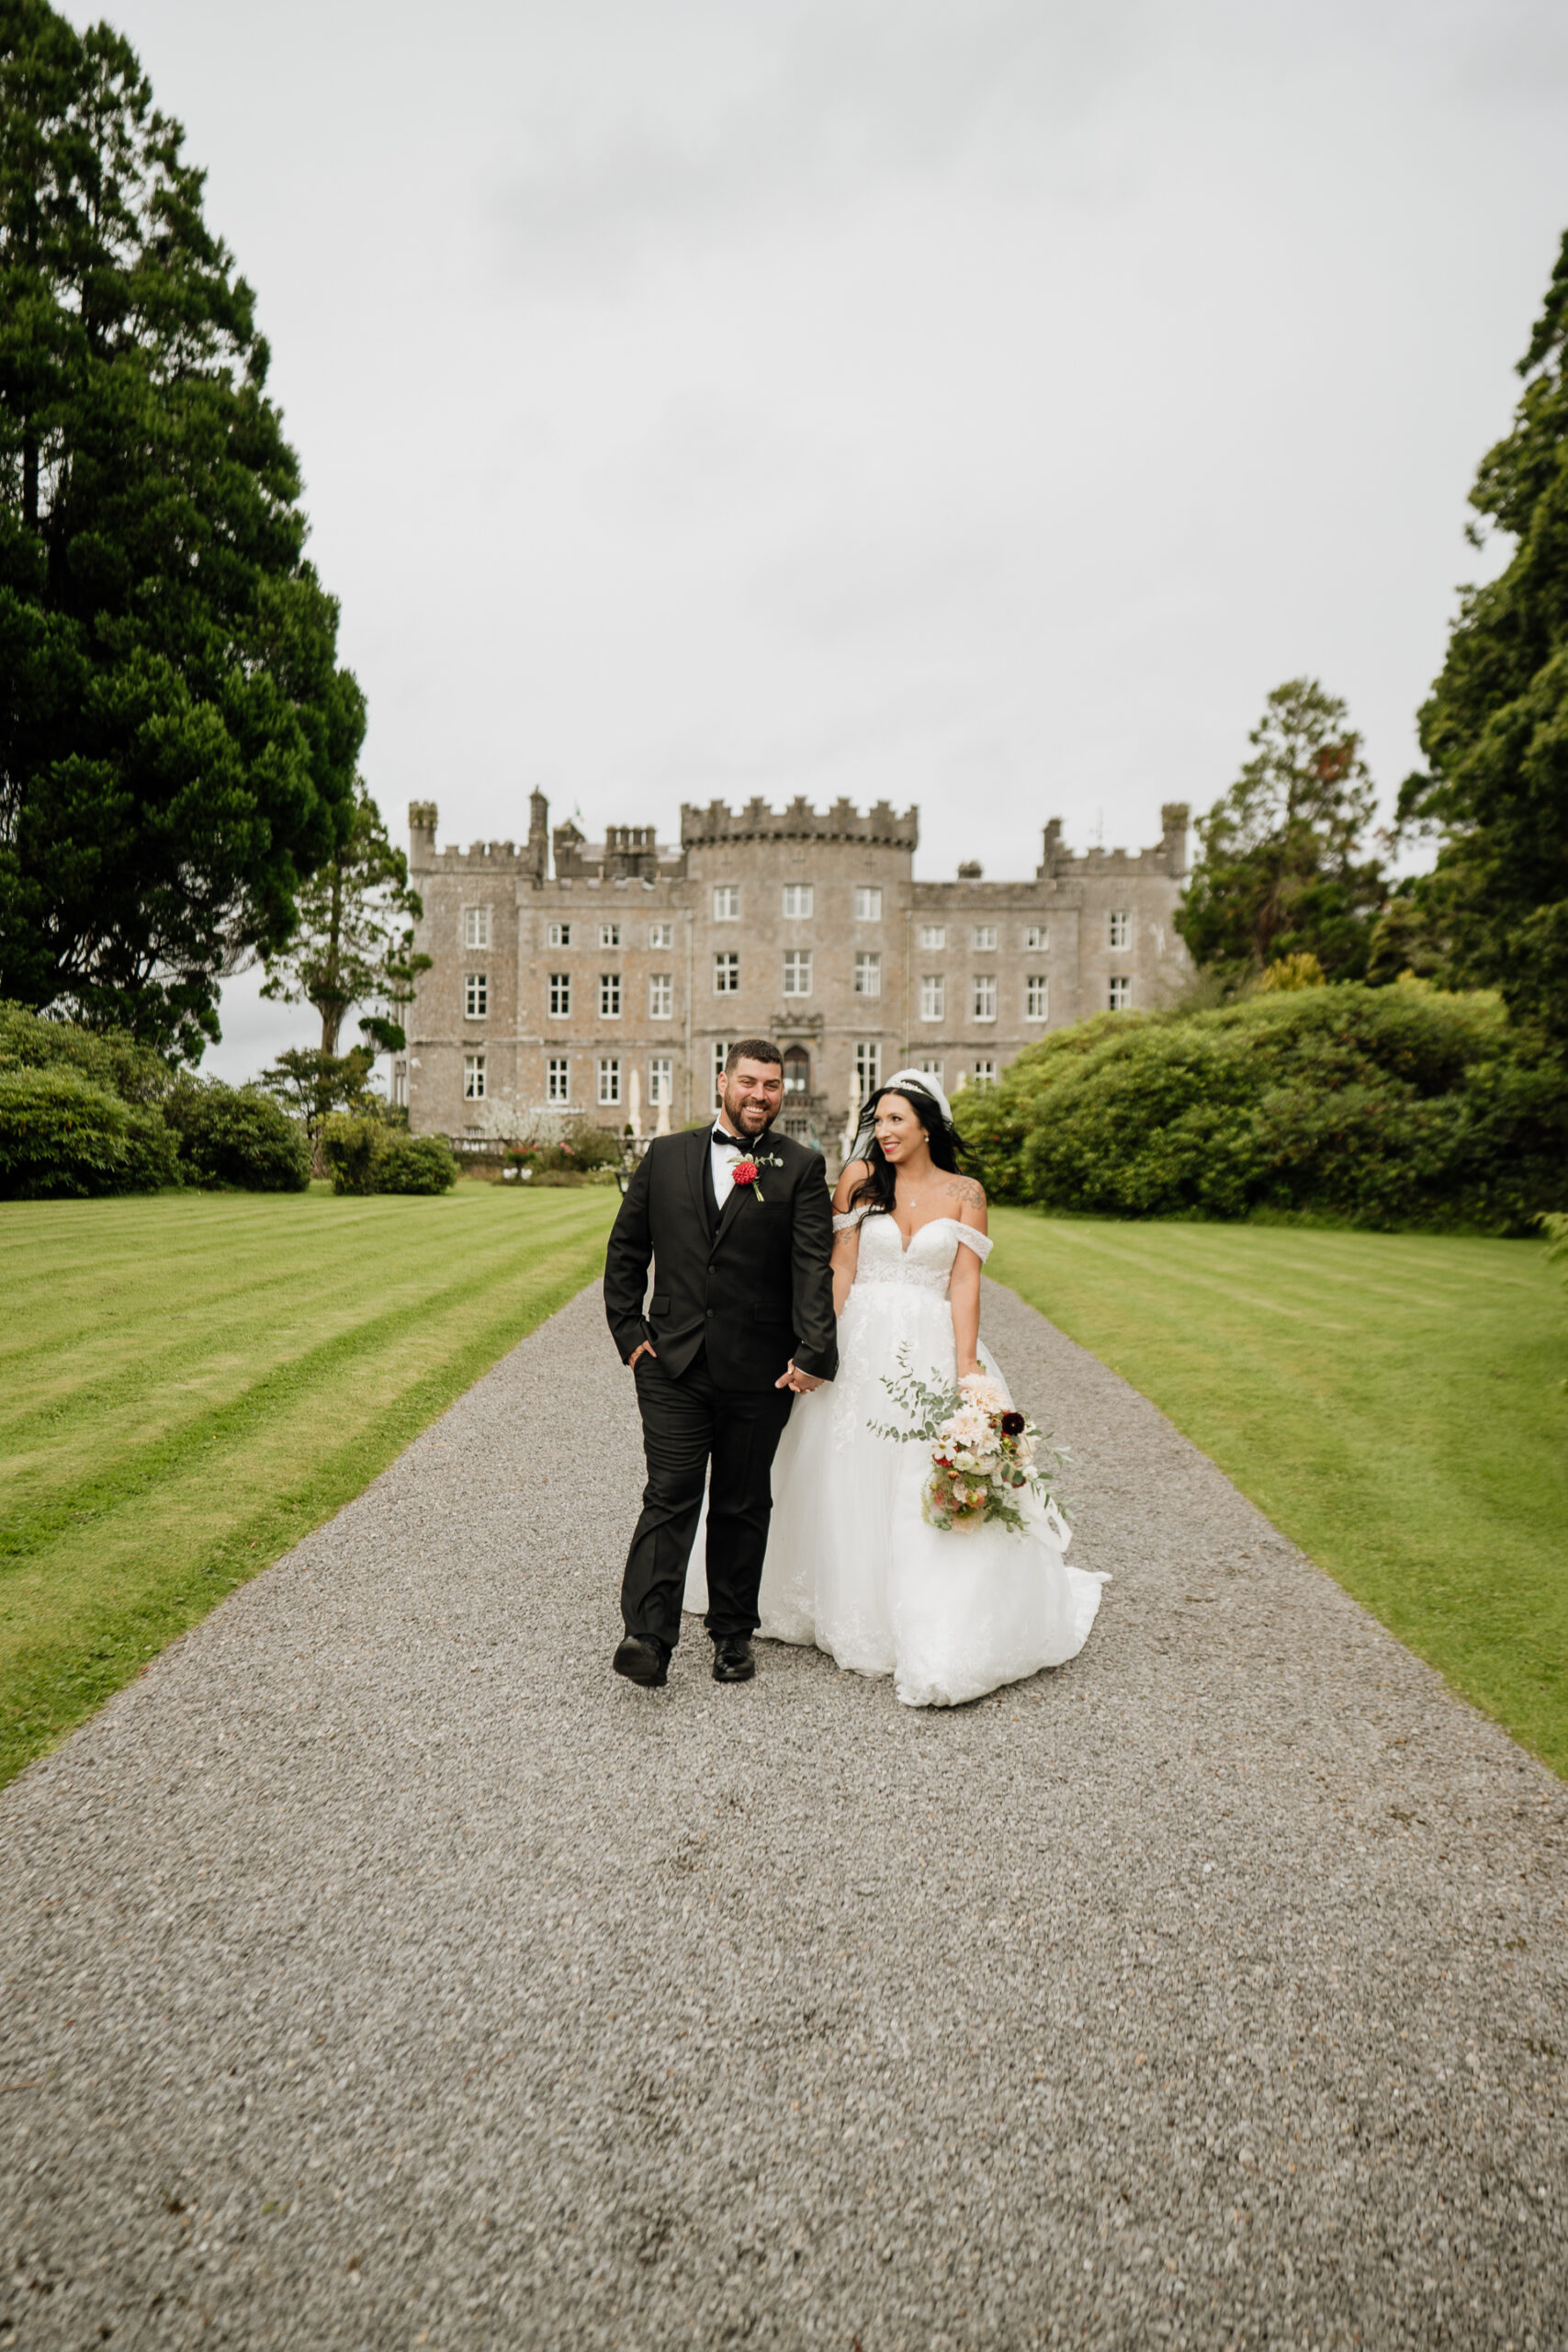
[848,1083,967,1216]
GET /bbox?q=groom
[604,1039,838,1689]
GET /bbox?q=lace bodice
[834,1207,993,1294]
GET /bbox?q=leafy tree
[1400,230,1568,1045]
[259,1042,376,1162]
[1177,679,1387,984]
[260,781,428,1056]
[0,0,363,1059]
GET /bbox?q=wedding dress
[683,1207,1104,1707]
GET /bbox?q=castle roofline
[681,796,919,851]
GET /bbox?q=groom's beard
[718,1093,779,1139]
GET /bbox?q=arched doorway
[783,1045,810,1097]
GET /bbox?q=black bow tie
[712,1128,759,1151]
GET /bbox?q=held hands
[776,1361,824,1393]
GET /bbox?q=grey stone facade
[400,792,1192,1148]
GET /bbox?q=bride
[685,1069,1104,1707]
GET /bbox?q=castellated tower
[400,790,1190,1154]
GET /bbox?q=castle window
[854,1040,881,1097]
[1109,975,1132,1011]
[463,1054,486,1100]
[649,921,674,948]
[712,1041,731,1090]
[713,886,740,922]
[548,972,571,1018]
[783,949,812,998]
[918,924,945,950]
[464,972,488,1020]
[547,1057,570,1103]
[463,905,491,949]
[919,975,944,1022]
[973,974,997,1022]
[1025,975,1049,1021]
[854,887,882,922]
[600,972,622,1017]
[649,1057,673,1107]
[971,1060,997,1089]
[599,922,622,949]
[649,973,673,1019]
[714,952,740,995]
[918,1059,943,1087]
[1109,910,1131,950]
[1024,923,1049,950]
[783,884,814,919]
[783,1046,810,1095]
[548,921,572,948]
[853,952,881,998]
[597,1058,622,1107]
[972,924,997,951]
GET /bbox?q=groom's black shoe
[712,1634,756,1683]
[613,1633,669,1689]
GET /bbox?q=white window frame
[782,948,812,998]
[973,974,997,1022]
[463,1053,486,1101]
[463,905,491,950]
[598,922,622,948]
[649,921,674,949]
[1109,975,1132,1011]
[597,1058,622,1107]
[649,1057,673,1108]
[599,971,623,1018]
[854,887,883,922]
[919,975,944,1022]
[712,1040,731,1089]
[649,973,673,1019]
[713,886,740,922]
[854,1040,881,1097]
[547,920,572,948]
[1109,910,1131,951]
[1025,975,1049,1021]
[918,924,946,950]
[972,1059,997,1089]
[714,951,739,996]
[782,883,814,919]
[972,924,997,952]
[1024,923,1049,951]
[464,971,488,1020]
[547,972,570,1018]
[918,1059,943,1087]
[547,1057,570,1104]
[853,951,882,999]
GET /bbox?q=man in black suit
[604,1038,838,1689]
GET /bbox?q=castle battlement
[681,797,919,851]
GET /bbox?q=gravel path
[3,1275,1566,2352]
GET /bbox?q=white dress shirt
[709,1120,751,1214]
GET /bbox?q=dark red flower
[1000,1410,1026,1437]
[732,1160,759,1185]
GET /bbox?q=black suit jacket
[604,1126,839,1389]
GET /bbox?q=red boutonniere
[732,1159,760,1192]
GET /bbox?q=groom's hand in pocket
[629,1340,658,1370]
[776,1360,823,1393]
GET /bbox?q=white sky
[75,0,1568,1079]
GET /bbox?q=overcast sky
[75,0,1568,1078]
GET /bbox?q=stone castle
[399,792,1192,1148]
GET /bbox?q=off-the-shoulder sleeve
[831,1204,871,1235]
[953,1224,993,1262]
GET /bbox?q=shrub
[166,1080,311,1192]
[0,1001,170,1105]
[321,1114,386,1195]
[377,1135,459,1194]
[956,983,1568,1234]
[0,1066,132,1196]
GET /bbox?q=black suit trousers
[621,1347,793,1648]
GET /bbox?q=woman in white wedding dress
[687,1069,1104,1707]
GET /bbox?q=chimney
[1037,817,1065,878]
[525,787,549,883]
[1160,802,1190,876]
[409,801,438,868]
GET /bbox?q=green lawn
[987,1209,1568,1775]
[0,1182,615,1788]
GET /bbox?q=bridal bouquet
[870,1356,1070,1539]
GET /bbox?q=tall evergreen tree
[1176,678,1386,984]
[0,0,362,1058]
[260,782,429,1057]
[1400,231,1568,1044]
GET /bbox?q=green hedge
[0,1066,180,1197]
[954,983,1568,1234]
[164,1080,310,1192]
[321,1114,457,1196]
